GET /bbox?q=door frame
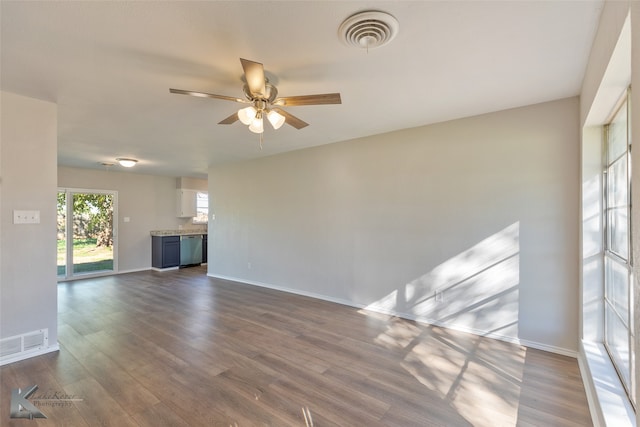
[57,187,119,281]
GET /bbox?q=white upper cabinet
[177,189,197,217]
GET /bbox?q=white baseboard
[208,273,576,357]
[118,267,152,274]
[517,338,577,358]
[150,266,179,272]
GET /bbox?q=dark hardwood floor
[1,266,592,426]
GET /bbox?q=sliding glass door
[57,189,117,279]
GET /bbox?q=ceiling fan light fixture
[238,106,257,125]
[116,158,138,167]
[248,116,264,134]
[267,110,285,130]
[170,58,340,141]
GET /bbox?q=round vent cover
[338,11,399,50]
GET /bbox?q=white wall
[208,97,580,354]
[58,168,206,272]
[580,1,631,127]
[0,92,58,351]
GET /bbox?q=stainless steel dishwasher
[180,235,203,267]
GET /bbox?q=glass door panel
[58,189,117,279]
[71,193,114,274]
[57,191,67,277]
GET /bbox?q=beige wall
[1,92,58,348]
[58,168,206,272]
[208,97,580,354]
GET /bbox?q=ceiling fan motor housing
[243,81,278,104]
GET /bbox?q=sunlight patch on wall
[363,222,520,340]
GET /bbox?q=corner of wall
[0,91,59,357]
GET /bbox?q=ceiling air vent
[339,11,399,50]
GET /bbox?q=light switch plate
[14,210,40,224]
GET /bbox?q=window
[193,191,208,224]
[604,90,634,405]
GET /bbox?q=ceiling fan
[170,58,341,134]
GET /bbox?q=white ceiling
[1,1,603,178]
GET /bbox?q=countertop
[150,229,207,237]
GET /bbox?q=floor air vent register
[0,329,48,365]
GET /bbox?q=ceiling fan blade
[273,108,309,129]
[274,93,342,107]
[240,58,266,97]
[218,112,239,125]
[170,88,245,103]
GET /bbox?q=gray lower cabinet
[152,236,180,268]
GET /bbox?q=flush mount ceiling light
[339,10,399,51]
[116,158,138,167]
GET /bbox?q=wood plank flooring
[0,266,592,426]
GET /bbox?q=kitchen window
[193,191,208,224]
